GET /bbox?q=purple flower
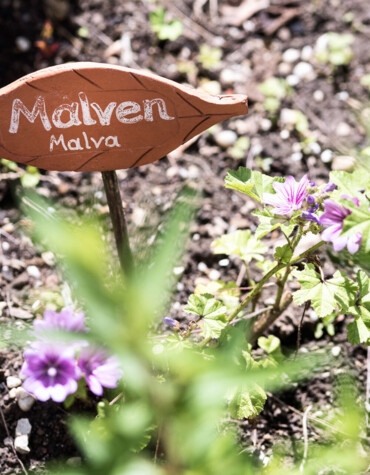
[21,344,80,402]
[263,175,310,216]
[302,203,320,224]
[322,182,337,193]
[307,195,316,205]
[78,347,122,396]
[320,199,362,254]
[163,317,180,328]
[34,308,87,333]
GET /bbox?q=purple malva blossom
[322,182,337,193]
[21,344,80,402]
[33,308,87,333]
[320,199,362,254]
[78,347,122,396]
[163,317,180,328]
[263,175,310,216]
[302,203,320,224]
[307,194,316,205]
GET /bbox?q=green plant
[315,32,354,67]
[258,78,292,115]
[149,6,183,41]
[197,44,222,70]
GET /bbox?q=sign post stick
[101,170,133,277]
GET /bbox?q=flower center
[47,366,57,377]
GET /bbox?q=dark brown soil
[1,0,370,472]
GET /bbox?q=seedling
[197,44,222,70]
[258,77,292,115]
[315,32,354,67]
[149,6,183,41]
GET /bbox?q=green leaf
[258,77,291,99]
[197,44,222,70]
[150,7,183,41]
[258,335,284,364]
[274,244,293,264]
[184,294,226,319]
[224,167,283,203]
[347,318,370,345]
[194,280,240,313]
[292,264,357,318]
[253,208,295,239]
[329,169,370,197]
[200,315,228,340]
[227,383,267,419]
[211,230,267,263]
[341,198,370,253]
[20,166,40,188]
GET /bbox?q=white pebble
[331,346,341,357]
[336,122,351,137]
[286,74,300,86]
[27,265,40,279]
[176,282,184,291]
[331,155,356,171]
[218,258,229,267]
[293,62,314,80]
[214,130,238,148]
[282,48,300,63]
[6,376,22,389]
[9,388,18,399]
[280,129,290,140]
[173,266,184,276]
[16,387,36,412]
[309,142,321,154]
[251,143,263,155]
[4,437,13,446]
[16,418,32,436]
[313,90,325,102]
[260,118,272,131]
[209,269,221,281]
[301,45,313,61]
[321,149,333,163]
[14,435,30,454]
[309,310,319,322]
[2,242,10,251]
[192,233,200,241]
[15,36,31,52]
[197,262,208,273]
[291,152,303,162]
[337,91,349,101]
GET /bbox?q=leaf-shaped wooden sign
[0,62,247,172]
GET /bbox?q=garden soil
[0,0,369,472]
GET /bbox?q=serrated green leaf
[253,208,295,239]
[200,315,227,340]
[194,280,241,313]
[347,318,370,345]
[224,167,283,203]
[184,294,226,319]
[227,383,267,419]
[329,169,370,197]
[292,264,357,318]
[211,230,267,263]
[347,271,370,321]
[274,244,293,264]
[341,198,370,253]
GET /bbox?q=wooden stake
[102,170,133,277]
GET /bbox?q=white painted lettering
[79,92,96,125]
[67,138,83,151]
[116,101,143,124]
[90,102,117,126]
[143,98,175,122]
[9,96,51,133]
[52,102,81,129]
[105,136,121,147]
[50,134,67,151]
[90,136,105,148]
[82,131,91,149]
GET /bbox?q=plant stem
[102,170,134,278]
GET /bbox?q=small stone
[176,282,184,291]
[260,118,272,131]
[4,437,13,447]
[337,91,349,101]
[187,165,200,179]
[313,90,325,102]
[214,130,238,148]
[192,233,200,241]
[9,388,18,399]
[14,435,30,454]
[11,308,32,319]
[308,142,321,154]
[336,122,351,137]
[197,262,208,273]
[16,418,32,436]
[15,36,31,52]
[220,68,245,85]
[309,310,319,322]
[280,130,290,140]
[27,265,40,279]
[218,258,229,267]
[209,269,221,281]
[321,149,333,163]
[16,387,36,412]
[286,74,300,86]
[173,266,184,276]
[301,45,313,61]
[6,376,22,389]
[282,48,300,63]
[278,62,292,76]
[293,62,314,80]
[42,251,55,266]
[200,80,221,96]
[166,166,179,179]
[331,155,356,171]
[291,152,303,162]
[331,346,341,357]
[131,207,146,227]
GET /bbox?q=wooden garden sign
[0,62,248,172]
[0,62,248,276]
